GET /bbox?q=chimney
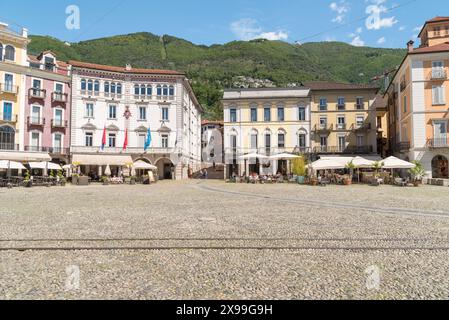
[407,40,414,53]
[125,64,132,71]
[22,28,28,38]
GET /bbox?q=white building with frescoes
[69,61,202,180]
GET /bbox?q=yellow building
[306,82,379,157]
[0,22,29,152]
[222,88,311,178]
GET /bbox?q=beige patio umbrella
[0,160,26,178]
[269,153,301,174]
[104,164,112,177]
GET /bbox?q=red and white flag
[123,129,128,151]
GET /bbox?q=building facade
[70,61,202,180]
[201,120,224,165]
[0,23,28,154]
[306,82,379,159]
[385,17,449,179]
[24,51,71,164]
[222,88,311,178]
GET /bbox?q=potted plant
[57,170,66,186]
[292,156,307,184]
[130,176,137,185]
[344,161,356,185]
[409,161,425,187]
[71,173,80,185]
[23,170,32,188]
[101,176,110,186]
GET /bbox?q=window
[264,107,271,122]
[319,116,327,129]
[432,61,445,79]
[55,83,64,93]
[32,79,42,89]
[54,133,62,152]
[94,81,100,93]
[298,134,306,148]
[0,44,2,61]
[2,102,12,121]
[140,85,146,95]
[432,85,445,105]
[277,107,285,122]
[87,80,93,92]
[104,82,110,93]
[157,85,162,96]
[169,85,175,96]
[319,98,327,111]
[4,45,15,61]
[54,109,63,126]
[356,97,364,109]
[434,26,441,36]
[147,85,153,96]
[356,115,365,128]
[338,136,346,151]
[4,74,13,92]
[138,134,146,148]
[337,97,345,110]
[31,132,40,150]
[278,133,285,148]
[320,136,327,148]
[44,56,55,71]
[250,107,258,122]
[117,83,122,95]
[298,106,306,121]
[357,135,364,147]
[230,108,237,123]
[134,85,140,95]
[85,103,94,118]
[161,134,169,148]
[31,106,41,124]
[111,82,116,94]
[85,132,93,147]
[108,105,117,119]
[81,79,87,91]
[265,133,271,154]
[377,116,382,129]
[108,134,116,148]
[162,107,169,121]
[0,125,15,150]
[337,115,346,129]
[250,133,258,149]
[139,106,147,120]
[163,85,168,96]
[403,96,407,113]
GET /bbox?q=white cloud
[356,27,363,34]
[399,26,406,31]
[351,36,365,47]
[230,18,288,41]
[377,37,386,44]
[365,0,398,30]
[330,1,350,24]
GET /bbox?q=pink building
[24,51,71,164]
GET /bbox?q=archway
[432,155,449,179]
[155,158,174,180]
[0,126,15,150]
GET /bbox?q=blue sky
[0,0,444,48]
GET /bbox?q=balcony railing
[314,124,333,132]
[156,95,175,101]
[430,69,447,80]
[51,92,68,103]
[70,146,176,154]
[395,141,411,152]
[29,88,46,99]
[28,116,45,126]
[352,123,372,131]
[0,143,19,151]
[337,104,346,111]
[356,103,365,110]
[0,83,19,94]
[427,137,449,148]
[51,119,68,128]
[134,94,153,101]
[313,145,374,154]
[0,114,18,123]
[336,123,347,130]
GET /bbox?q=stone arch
[155,157,175,180]
[0,125,16,150]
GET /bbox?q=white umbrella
[0,160,26,170]
[352,156,375,168]
[29,162,62,171]
[269,153,301,160]
[382,156,415,169]
[311,159,346,170]
[104,164,112,176]
[239,153,269,160]
[62,164,72,170]
[133,160,157,170]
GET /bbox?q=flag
[123,129,128,151]
[144,127,152,151]
[101,126,107,151]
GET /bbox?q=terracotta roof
[418,17,449,37]
[302,81,379,91]
[202,120,223,126]
[28,54,69,68]
[68,60,184,76]
[410,42,449,54]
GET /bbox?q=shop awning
[0,152,51,162]
[72,154,133,166]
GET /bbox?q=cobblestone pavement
[1,181,449,299]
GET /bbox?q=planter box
[78,176,89,186]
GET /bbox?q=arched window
[0,126,16,150]
[157,85,162,96]
[162,85,168,96]
[94,81,100,92]
[117,83,122,95]
[140,85,146,95]
[169,85,175,96]
[4,45,15,61]
[87,80,93,91]
[146,85,152,96]
[80,79,87,91]
[134,84,140,95]
[0,44,3,61]
[104,82,110,93]
[111,82,116,94]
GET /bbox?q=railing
[27,116,45,126]
[24,146,47,152]
[337,104,346,111]
[430,69,447,80]
[51,92,68,103]
[224,147,310,157]
[51,119,68,128]
[0,114,18,123]
[352,123,372,131]
[156,95,175,101]
[134,94,153,101]
[395,141,410,152]
[48,147,69,154]
[313,145,374,154]
[28,88,46,99]
[313,124,333,132]
[356,103,364,110]
[70,146,176,154]
[336,123,347,130]
[0,83,19,94]
[0,143,19,151]
[427,137,449,148]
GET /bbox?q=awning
[29,162,63,170]
[382,156,416,169]
[72,154,133,166]
[0,160,26,170]
[310,159,346,170]
[133,160,157,170]
[0,152,51,162]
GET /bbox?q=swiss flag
[123,129,128,151]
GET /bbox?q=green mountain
[28,33,406,120]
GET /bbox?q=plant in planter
[409,161,425,187]
[292,156,307,184]
[23,170,32,188]
[101,176,110,185]
[57,170,66,186]
[344,161,357,185]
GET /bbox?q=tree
[292,156,307,177]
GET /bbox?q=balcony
[156,95,175,102]
[48,147,69,155]
[0,83,19,95]
[51,119,68,128]
[0,114,18,124]
[52,92,68,103]
[395,141,411,152]
[27,116,45,126]
[314,124,333,133]
[336,123,347,130]
[0,143,19,151]
[337,104,346,111]
[24,146,49,152]
[29,88,46,100]
[313,145,374,154]
[134,94,153,101]
[427,137,449,149]
[352,123,372,132]
[70,146,176,154]
[356,103,364,110]
[430,69,447,80]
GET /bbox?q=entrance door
[163,164,172,179]
[338,136,346,152]
[3,102,12,121]
[31,132,40,151]
[434,121,448,147]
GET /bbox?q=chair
[394,177,407,187]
